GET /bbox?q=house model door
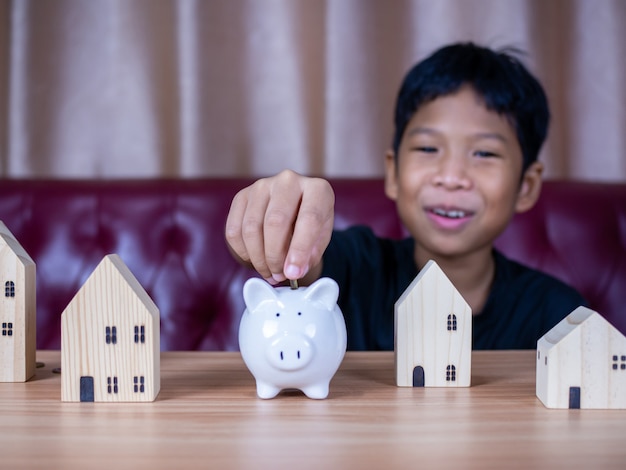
[569,386,581,409]
[413,366,425,387]
[80,376,95,402]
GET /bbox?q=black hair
[392,42,550,172]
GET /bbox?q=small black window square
[4,281,15,297]
[2,323,13,337]
[133,376,145,393]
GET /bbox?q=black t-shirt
[321,226,587,351]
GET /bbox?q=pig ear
[243,278,278,312]
[303,277,339,311]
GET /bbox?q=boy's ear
[515,161,543,213]
[384,149,399,201]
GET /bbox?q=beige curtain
[1,0,625,181]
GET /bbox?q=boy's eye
[412,146,438,153]
[474,150,499,158]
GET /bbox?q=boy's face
[385,86,542,262]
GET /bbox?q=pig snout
[266,334,313,371]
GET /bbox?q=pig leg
[256,381,281,399]
[301,382,330,399]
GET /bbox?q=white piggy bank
[238,277,347,399]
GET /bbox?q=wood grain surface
[2,350,625,469]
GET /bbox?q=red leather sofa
[1,179,624,350]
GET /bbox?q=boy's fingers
[263,178,302,282]
[284,178,335,279]
[224,190,251,263]
[239,186,272,280]
[225,172,335,284]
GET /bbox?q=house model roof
[539,306,622,351]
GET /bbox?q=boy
[225,42,586,350]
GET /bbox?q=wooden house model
[536,306,626,409]
[395,260,472,387]
[61,254,160,402]
[0,221,36,383]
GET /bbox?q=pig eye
[275,313,280,317]
[297,312,302,316]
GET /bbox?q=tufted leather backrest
[0,178,624,350]
[494,181,626,334]
[0,179,253,351]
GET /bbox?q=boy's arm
[225,169,334,285]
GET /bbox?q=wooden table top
[2,350,625,469]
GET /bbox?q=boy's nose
[431,155,471,190]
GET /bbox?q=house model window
[107,376,119,394]
[446,365,456,381]
[134,325,145,344]
[447,314,457,331]
[612,355,626,371]
[2,322,13,337]
[134,376,145,393]
[4,281,15,298]
[105,326,118,345]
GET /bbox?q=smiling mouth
[431,208,471,219]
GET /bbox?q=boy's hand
[225,170,334,285]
